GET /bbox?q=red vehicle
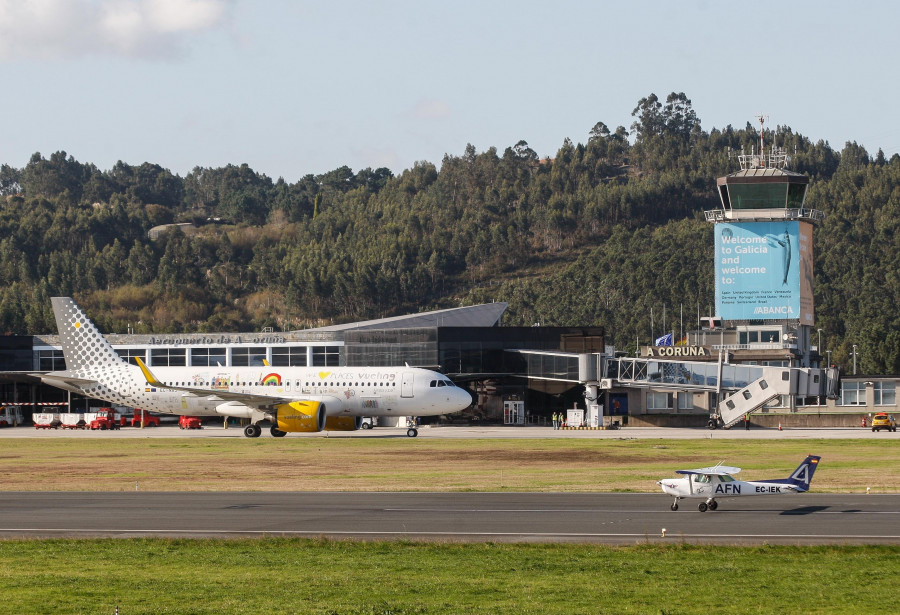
[89,409,121,430]
[130,409,160,427]
[178,415,202,429]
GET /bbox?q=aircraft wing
[135,359,297,409]
[676,465,741,476]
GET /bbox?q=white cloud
[0,0,231,61]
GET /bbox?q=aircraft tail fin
[51,297,126,370]
[786,455,821,492]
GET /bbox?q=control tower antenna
[755,114,769,164]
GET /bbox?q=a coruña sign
[645,346,710,358]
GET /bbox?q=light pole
[852,344,858,375]
[826,350,832,367]
[817,328,823,352]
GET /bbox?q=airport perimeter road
[0,425,892,439]
[1,492,897,545]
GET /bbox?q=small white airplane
[658,455,821,512]
[38,297,472,437]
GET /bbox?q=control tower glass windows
[787,183,807,208]
[728,183,788,210]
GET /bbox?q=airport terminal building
[0,298,896,429]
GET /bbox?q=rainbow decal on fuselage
[261,373,282,386]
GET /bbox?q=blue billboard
[714,221,814,324]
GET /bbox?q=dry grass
[1,437,895,492]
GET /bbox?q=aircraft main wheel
[244,424,262,438]
[698,502,708,512]
[270,426,287,437]
[671,502,679,511]
[708,500,718,511]
[707,420,717,430]
[407,428,418,437]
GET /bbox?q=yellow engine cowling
[324,416,363,431]
[275,401,326,432]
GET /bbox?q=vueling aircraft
[39,297,472,437]
[658,455,820,511]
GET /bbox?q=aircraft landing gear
[698,498,718,512]
[270,425,287,437]
[407,428,418,437]
[670,500,679,511]
[243,424,262,438]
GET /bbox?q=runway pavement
[1,491,897,545]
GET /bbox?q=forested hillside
[1,93,898,373]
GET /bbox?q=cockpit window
[430,380,437,387]
[719,474,735,482]
[695,474,710,483]
[437,381,446,387]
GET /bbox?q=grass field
[0,437,896,492]
[1,539,897,614]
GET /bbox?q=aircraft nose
[450,387,472,412]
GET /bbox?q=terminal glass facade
[150,348,186,366]
[190,347,226,367]
[271,346,307,367]
[232,347,266,366]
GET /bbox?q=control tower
[704,117,824,368]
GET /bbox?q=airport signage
[714,220,814,324]
[645,346,710,358]
[146,335,287,346]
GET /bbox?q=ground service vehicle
[0,406,25,427]
[89,409,121,430]
[179,415,202,429]
[871,412,897,432]
[131,409,160,427]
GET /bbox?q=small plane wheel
[407,428,418,438]
[671,502,679,511]
[707,420,718,430]
[270,425,287,437]
[244,424,262,438]
[698,502,708,512]
[708,500,718,511]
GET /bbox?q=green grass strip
[1,539,897,614]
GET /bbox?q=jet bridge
[603,356,839,428]
[507,350,839,428]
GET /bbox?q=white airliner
[39,297,472,437]
[658,455,821,511]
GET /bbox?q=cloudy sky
[2,0,898,181]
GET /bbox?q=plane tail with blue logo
[767,455,821,492]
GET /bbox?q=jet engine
[324,416,363,431]
[275,400,326,432]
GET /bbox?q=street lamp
[816,328,823,352]
[826,350,832,367]
[852,344,858,375]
